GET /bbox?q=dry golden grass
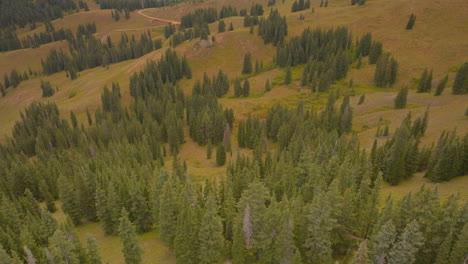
[381,173,468,201]
[353,90,468,149]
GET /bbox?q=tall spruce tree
[242,53,253,74]
[284,67,292,84]
[198,193,224,264]
[394,86,408,109]
[351,240,372,264]
[216,144,226,166]
[387,220,424,264]
[452,62,468,94]
[119,208,143,264]
[86,235,102,264]
[434,75,448,96]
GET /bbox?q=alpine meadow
[0,0,467,263]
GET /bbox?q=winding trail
[100,9,180,41]
[136,9,181,25]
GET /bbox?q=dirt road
[137,9,181,25]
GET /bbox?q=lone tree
[452,62,468,94]
[417,68,432,93]
[284,67,292,84]
[265,79,271,92]
[242,79,250,97]
[434,75,448,96]
[394,86,408,109]
[216,144,226,166]
[242,53,253,74]
[218,20,226,33]
[406,14,416,30]
[119,208,143,264]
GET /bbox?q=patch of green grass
[357,103,425,116]
[381,173,468,201]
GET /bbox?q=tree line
[41,29,158,79]
[0,0,84,28]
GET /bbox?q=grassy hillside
[1,0,467,262]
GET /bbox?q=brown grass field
[1,0,467,262]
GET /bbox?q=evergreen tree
[207,140,213,159]
[370,220,397,264]
[434,75,448,96]
[218,20,226,33]
[198,193,224,264]
[417,68,432,93]
[304,192,334,264]
[58,176,82,225]
[434,231,453,264]
[406,14,416,30]
[48,230,80,264]
[242,79,250,97]
[284,67,292,84]
[234,78,242,97]
[242,53,253,74]
[351,240,372,264]
[358,94,366,105]
[86,234,102,264]
[159,179,178,247]
[216,144,226,166]
[229,22,234,31]
[174,191,199,264]
[387,220,424,264]
[119,208,143,264]
[70,111,78,128]
[447,222,467,264]
[394,86,408,109]
[374,55,398,87]
[265,79,271,92]
[452,62,468,94]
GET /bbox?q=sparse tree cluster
[374,54,399,87]
[291,0,311,12]
[40,80,55,97]
[42,30,157,79]
[258,9,288,46]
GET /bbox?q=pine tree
[351,240,372,264]
[48,230,80,264]
[452,62,468,94]
[70,111,78,128]
[58,176,82,225]
[417,68,432,93]
[242,79,250,97]
[304,192,334,264]
[358,94,366,105]
[434,231,453,264]
[234,78,242,97]
[406,14,416,30]
[449,223,468,264]
[229,22,234,31]
[207,140,213,159]
[159,179,178,247]
[216,144,226,166]
[242,53,253,74]
[119,208,143,264]
[174,191,200,264]
[198,193,224,264]
[218,20,226,33]
[265,79,271,92]
[388,220,424,264]
[284,67,292,84]
[370,220,397,263]
[434,75,448,96]
[86,234,102,264]
[394,86,408,109]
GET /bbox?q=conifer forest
[0,0,466,263]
